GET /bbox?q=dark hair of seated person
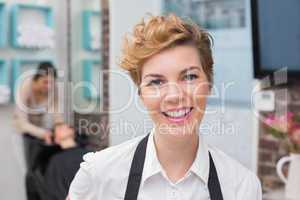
[33,62,57,81]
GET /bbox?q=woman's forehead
[141,45,202,77]
[143,66,203,80]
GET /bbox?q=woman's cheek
[193,83,209,111]
[143,97,162,115]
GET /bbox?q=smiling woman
[68,14,262,200]
[138,45,210,136]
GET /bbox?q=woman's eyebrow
[142,66,201,79]
[142,74,164,79]
[180,66,202,74]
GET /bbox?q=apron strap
[208,152,224,200]
[124,134,224,200]
[124,135,149,200]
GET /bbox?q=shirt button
[204,185,210,199]
[172,189,179,199]
[168,187,179,200]
[204,185,208,190]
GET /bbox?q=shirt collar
[141,128,210,186]
[189,133,210,184]
[141,128,162,185]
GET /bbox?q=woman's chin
[155,122,197,137]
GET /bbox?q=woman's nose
[163,82,184,104]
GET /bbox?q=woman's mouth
[162,107,193,124]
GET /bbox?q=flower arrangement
[263,112,300,153]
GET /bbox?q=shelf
[0,3,5,47]
[0,59,10,104]
[0,60,8,85]
[82,59,102,100]
[82,10,101,51]
[10,4,54,49]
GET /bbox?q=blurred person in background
[13,61,64,200]
[44,123,89,200]
[21,123,88,200]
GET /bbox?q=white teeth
[164,108,191,118]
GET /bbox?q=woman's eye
[183,74,198,81]
[147,79,163,86]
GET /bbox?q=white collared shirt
[69,129,262,200]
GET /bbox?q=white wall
[0,105,26,200]
[110,0,161,145]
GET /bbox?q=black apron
[124,134,224,200]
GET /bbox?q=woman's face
[35,75,54,94]
[140,45,210,136]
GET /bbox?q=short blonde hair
[119,14,214,88]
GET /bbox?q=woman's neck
[153,128,199,183]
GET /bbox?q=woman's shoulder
[69,135,145,199]
[207,144,261,190]
[208,145,249,172]
[80,135,145,174]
